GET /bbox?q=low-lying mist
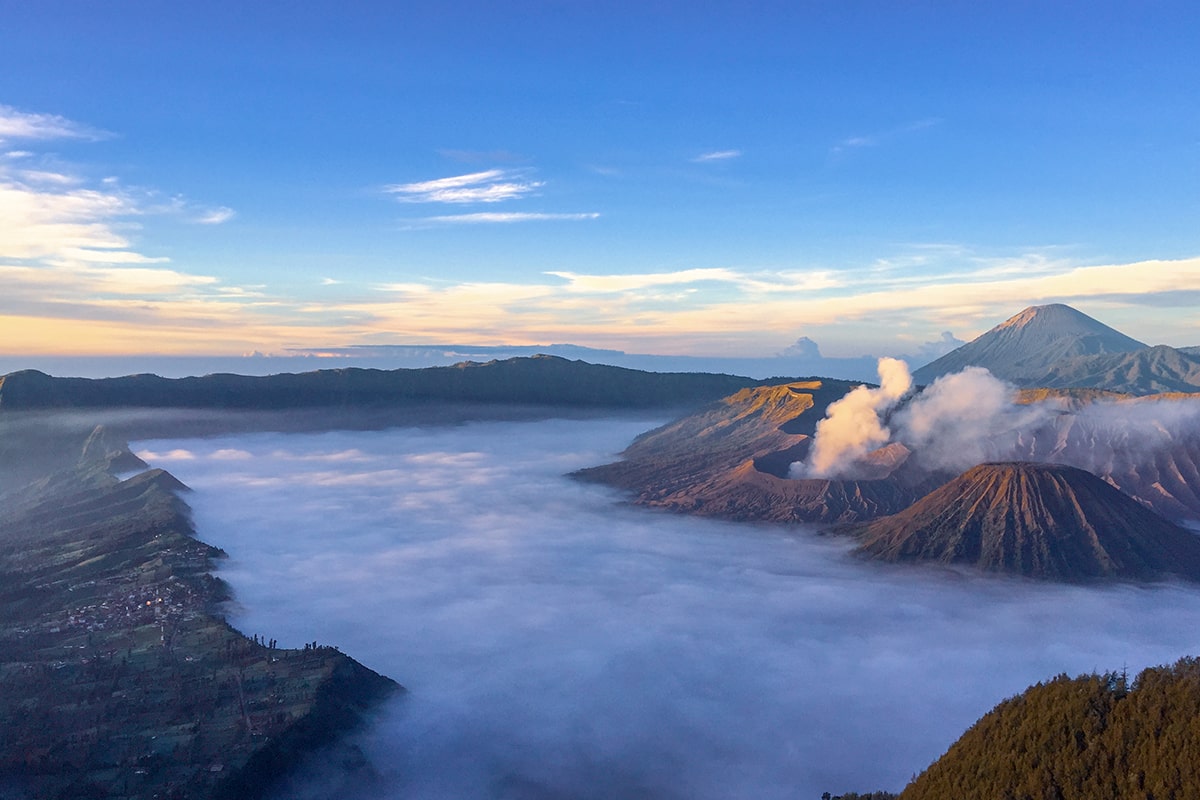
[138,418,1200,799]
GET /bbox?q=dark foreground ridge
[845,462,1200,581]
[0,355,774,412]
[0,422,400,799]
[831,657,1200,799]
[896,657,1200,799]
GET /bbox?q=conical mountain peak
[995,303,1133,336]
[914,304,1147,384]
[848,462,1200,581]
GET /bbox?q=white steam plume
[893,367,1055,473]
[793,357,912,478]
[792,359,1200,483]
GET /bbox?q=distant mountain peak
[997,303,1102,331]
[914,303,1147,385]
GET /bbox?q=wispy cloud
[423,212,600,224]
[0,104,108,143]
[547,267,841,296]
[385,169,543,204]
[0,105,273,355]
[691,149,742,163]
[0,105,238,268]
[0,263,214,297]
[832,118,942,155]
[0,169,147,265]
[0,165,238,268]
[547,268,742,293]
[195,206,235,225]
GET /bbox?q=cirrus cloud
[423,212,600,224]
[691,149,742,163]
[195,206,235,225]
[0,103,109,143]
[385,169,544,204]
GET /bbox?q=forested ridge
[897,657,1200,799]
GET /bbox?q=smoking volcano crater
[583,359,1200,581]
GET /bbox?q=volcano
[848,462,1200,581]
[574,379,939,523]
[913,304,1147,385]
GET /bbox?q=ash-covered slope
[913,304,1147,385]
[849,462,1200,581]
[998,395,1200,521]
[577,379,937,523]
[1023,344,1200,395]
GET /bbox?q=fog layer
[139,418,1200,799]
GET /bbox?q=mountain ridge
[0,356,781,413]
[1022,344,1200,394]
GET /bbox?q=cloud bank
[138,418,1200,799]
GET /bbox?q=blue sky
[1,1,1198,362]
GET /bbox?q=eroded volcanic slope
[0,421,399,799]
[1001,396,1200,521]
[848,462,1200,581]
[576,379,938,523]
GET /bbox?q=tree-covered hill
[899,658,1200,800]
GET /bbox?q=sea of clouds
[138,417,1200,799]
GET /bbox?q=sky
[2,1,1199,365]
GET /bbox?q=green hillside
[900,658,1200,800]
